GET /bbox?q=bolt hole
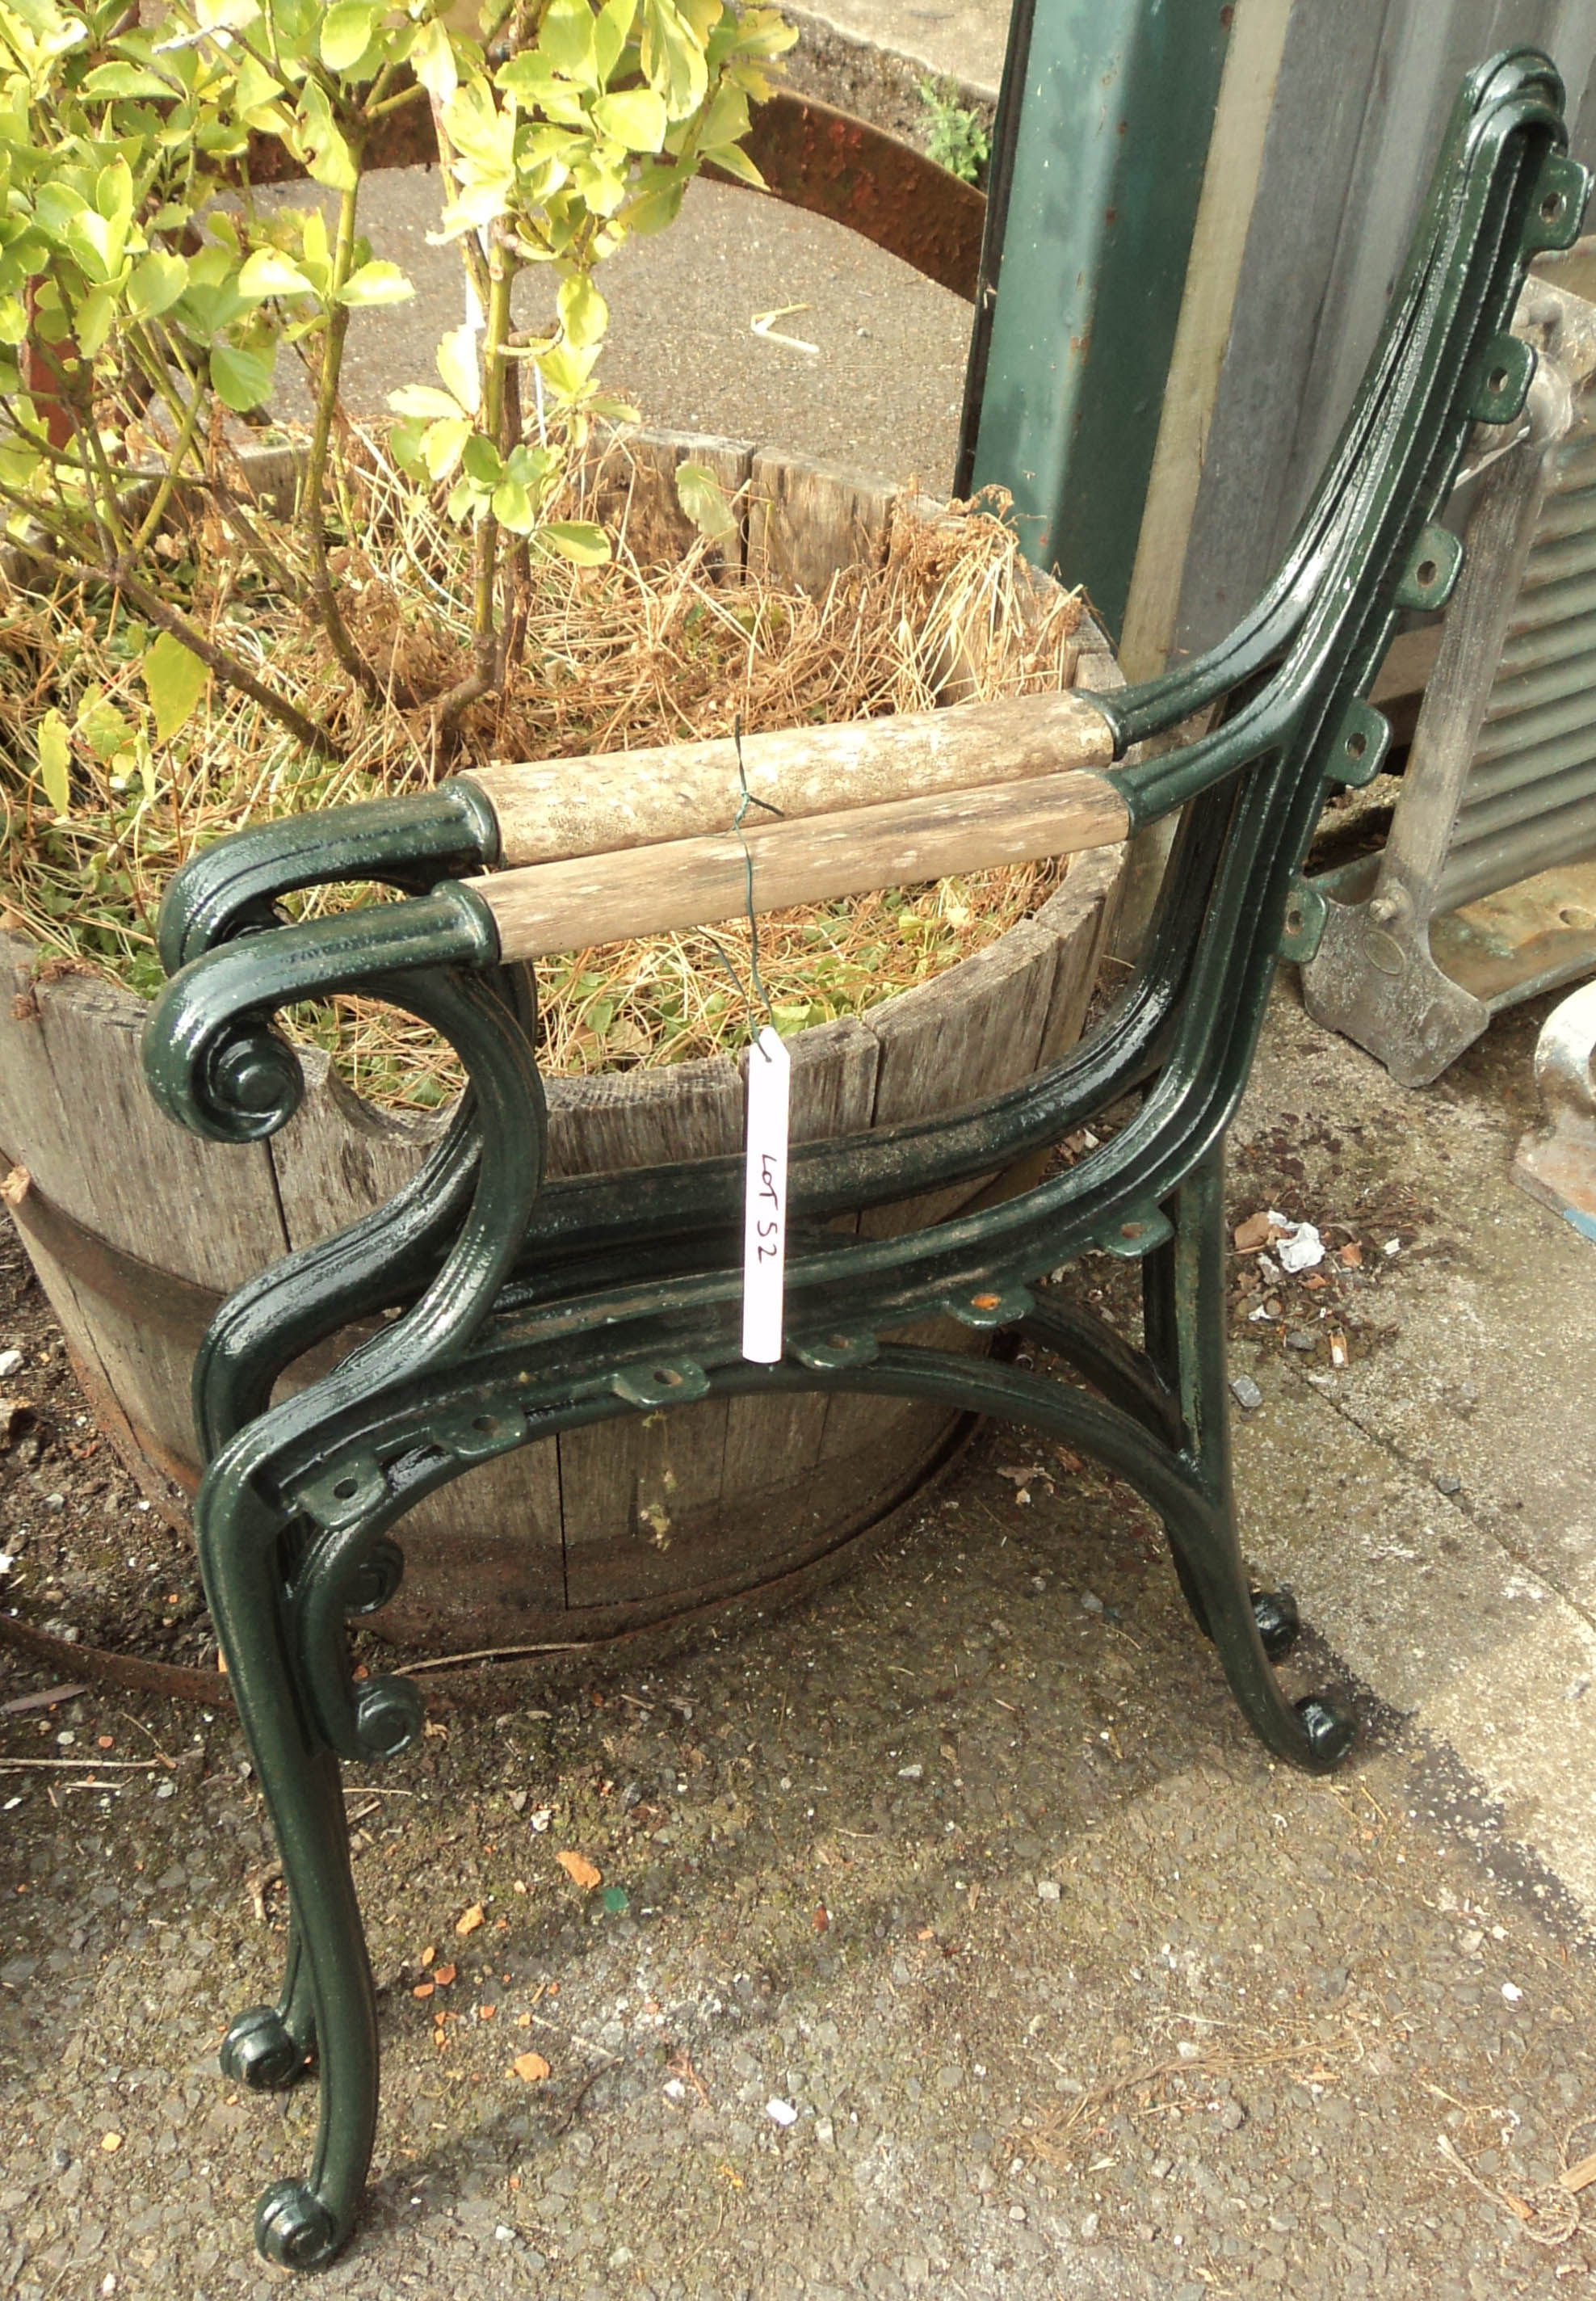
[1346,729,1368,759]
[828,1334,851,1351]
[656,1368,682,1387]
[472,1415,497,1434]
[1488,365,1509,394]
[1559,904,1596,929]
[1415,557,1438,587]
[333,1475,359,1500]
[1543,191,1565,222]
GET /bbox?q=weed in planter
[918,75,989,186]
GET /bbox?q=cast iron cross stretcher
[140,50,1589,2270]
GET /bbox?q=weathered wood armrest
[459,693,1126,958]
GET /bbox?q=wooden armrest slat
[465,690,1117,868]
[470,768,1130,961]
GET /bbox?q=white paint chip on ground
[766,2097,799,2127]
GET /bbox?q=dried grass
[0,424,1086,1108]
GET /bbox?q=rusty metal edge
[243,87,982,302]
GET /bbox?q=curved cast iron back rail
[138,53,1588,2274]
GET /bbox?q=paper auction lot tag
[741,1025,791,1363]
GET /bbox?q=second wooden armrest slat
[465,689,1117,868]
[468,767,1130,962]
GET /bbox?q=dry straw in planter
[2,437,1086,1104]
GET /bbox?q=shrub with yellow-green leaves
[0,0,795,761]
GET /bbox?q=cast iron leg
[1141,1225,1302,1661]
[220,1539,405,2092]
[220,1912,317,2090]
[1153,1143,1353,1768]
[197,1471,380,2272]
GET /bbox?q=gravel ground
[7,987,1596,2300]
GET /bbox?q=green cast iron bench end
[136,48,1588,2272]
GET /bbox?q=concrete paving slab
[790,0,1012,100]
[1227,984,1596,1925]
[265,170,974,493]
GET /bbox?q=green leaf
[141,631,209,742]
[590,86,666,151]
[0,296,27,347]
[36,710,70,818]
[571,152,627,217]
[640,0,710,120]
[536,339,600,399]
[237,246,317,300]
[435,323,481,415]
[460,431,503,486]
[442,76,517,171]
[495,51,586,124]
[540,520,610,566]
[77,696,135,766]
[674,460,734,541]
[729,7,800,60]
[593,0,638,82]
[337,260,414,309]
[65,207,121,284]
[297,81,359,191]
[209,339,275,410]
[388,382,464,420]
[387,417,427,473]
[540,0,597,85]
[319,1,377,74]
[422,415,472,480]
[410,15,456,103]
[34,185,87,242]
[704,139,763,190]
[80,61,172,98]
[557,271,607,351]
[302,207,330,276]
[620,166,689,235]
[95,159,133,225]
[125,250,189,320]
[233,53,289,128]
[74,283,117,357]
[697,79,750,151]
[490,476,535,531]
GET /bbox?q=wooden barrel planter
[0,434,1128,1659]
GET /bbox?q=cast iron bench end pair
[136,49,1588,2271]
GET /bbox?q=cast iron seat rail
[139,52,1587,2274]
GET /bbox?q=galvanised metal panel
[1166,0,1596,664]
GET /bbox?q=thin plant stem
[299,168,390,704]
[433,236,516,751]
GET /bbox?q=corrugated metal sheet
[1157,0,1596,664]
[1442,402,1596,907]
[1301,276,1596,1083]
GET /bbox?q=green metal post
[961,0,1233,641]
